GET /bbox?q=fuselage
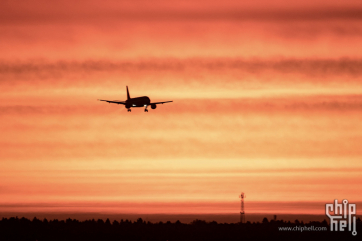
[126,96,151,107]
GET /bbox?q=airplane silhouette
[98,86,173,112]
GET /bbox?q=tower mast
[239,192,245,223]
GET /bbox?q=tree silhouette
[0,216,360,241]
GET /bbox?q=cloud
[2,0,362,23]
[1,95,362,117]
[0,58,361,102]
[1,58,362,84]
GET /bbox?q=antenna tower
[239,192,245,223]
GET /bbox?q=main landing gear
[127,108,131,112]
[144,108,148,112]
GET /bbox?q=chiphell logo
[326,199,357,236]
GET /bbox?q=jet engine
[151,104,157,109]
[125,103,132,109]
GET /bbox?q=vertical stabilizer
[126,86,130,100]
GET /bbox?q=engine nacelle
[125,103,132,109]
[151,104,157,109]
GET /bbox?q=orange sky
[0,0,362,217]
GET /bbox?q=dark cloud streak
[1,58,362,74]
[2,8,362,24]
[1,58,362,82]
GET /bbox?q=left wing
[150,101,173,105]
[98,99,126,105]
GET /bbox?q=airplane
[98,86,173,112]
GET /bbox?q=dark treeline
[0,216,361,241]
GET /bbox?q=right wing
[150,101,173,105]
[98,99,126,105]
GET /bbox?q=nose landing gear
[144,108,148,112]
[127,108,131,112]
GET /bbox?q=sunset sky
[0,0,362,219]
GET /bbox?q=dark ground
[1,216,361,241]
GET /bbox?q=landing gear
[144,108,148,112]
[127,108,131,112]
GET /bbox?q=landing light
[132,104,136,106]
